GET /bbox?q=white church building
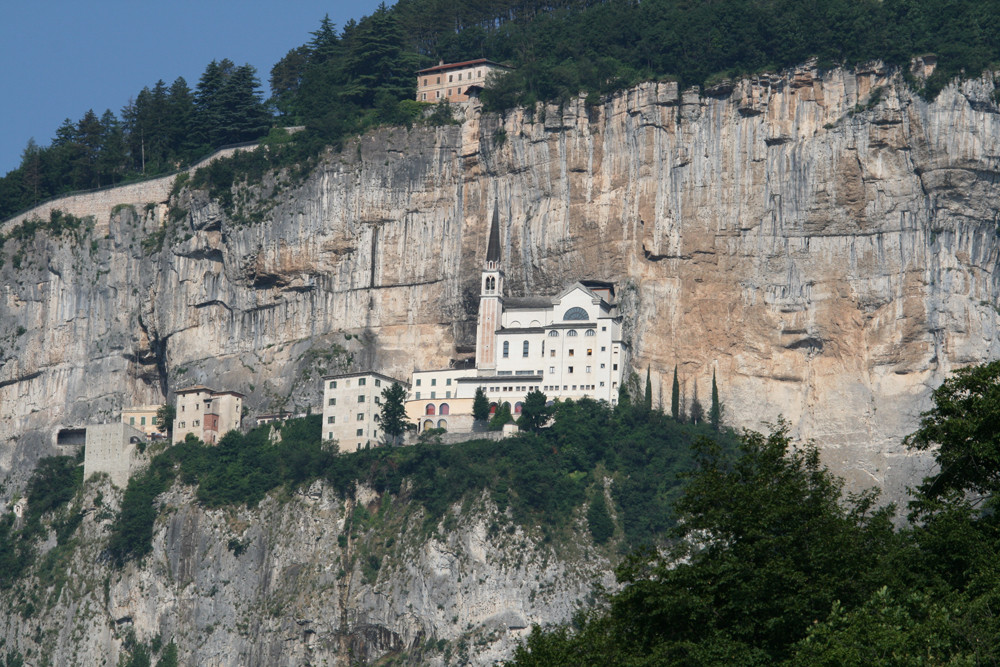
[405,208,629,430]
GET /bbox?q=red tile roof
[416,59,511,74]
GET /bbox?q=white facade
[495,284,626,405]
[408,368,477,402]
[322,372,408,452]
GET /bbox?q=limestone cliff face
[0,478,612,666]
[4,63,1000,498]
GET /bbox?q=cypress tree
[690,381,703,425]
[644,366,653,413]
[671,365,680,421]
[710,369,722,430]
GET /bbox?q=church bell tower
[475,206,503,373]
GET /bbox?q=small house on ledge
[172,386,244,445]
[416,59,512,104]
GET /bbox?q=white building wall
[322,373,406,453]
[493,286,626,406]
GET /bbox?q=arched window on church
[567,330,578,337]
[563,307,589,320]
[489,402,498,415]
[437,419,448,430]
[585,329,596,337]
[548,330,559,337]
[514,401,524,414]
[425,403,436,415]
[440,403,450,415]
[522,341,529,357]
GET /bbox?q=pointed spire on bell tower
[485,205,501,267]
[476,202,504,373]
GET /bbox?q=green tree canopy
[904,360,1000,506]
[473,386,490,422]
[517,388,551,432]
[510,421,898,664]
[375,382,410,446]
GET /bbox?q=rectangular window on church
[568,367,574,373]
[568,349,574,357]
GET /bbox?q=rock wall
[4,64,1000,499]
[0,478,612,666]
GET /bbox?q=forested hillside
[2,0,1000,220]
[510,362,1000,665]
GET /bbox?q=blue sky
[0,0,387,175]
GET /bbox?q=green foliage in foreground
[108,400,736,567]
[510,362,1000,666]
[0,451,83,589]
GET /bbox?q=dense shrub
[107,404,737,566]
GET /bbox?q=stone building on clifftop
[416,59,512,103]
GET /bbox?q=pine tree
[97,110,125,187]
[710,369,722,431]
[671,365,680,421]
[342,4,416,108]
[167,77,197,160]
[20,138,43,204]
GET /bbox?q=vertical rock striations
[3,64,1000,497]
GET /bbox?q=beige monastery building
[121,404,166,438]
[172,386,244,445]
[416,59,511,103]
